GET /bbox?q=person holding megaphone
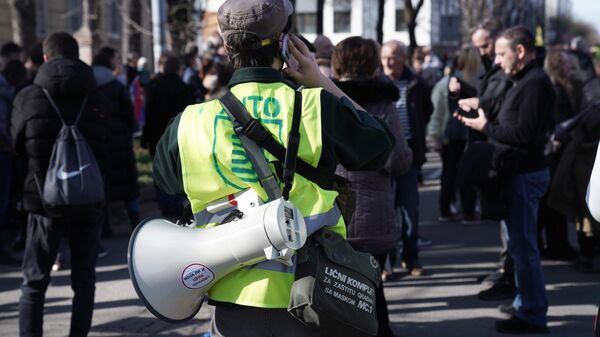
[142,0,396,336]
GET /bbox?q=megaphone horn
[127,198,307,323]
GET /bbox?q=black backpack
[40,89,105,211]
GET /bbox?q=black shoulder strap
[42,88,88,127]
[219,91,334,191]
[281,90,302,199]
[220,93,282,201]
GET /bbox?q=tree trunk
[404,0,425,59]
[376,0,385,44]
[121,0,132,64]
[316,0,325,35]
[8,0,37,49]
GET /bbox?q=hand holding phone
[454,108,488,131]
[456,107,479,119]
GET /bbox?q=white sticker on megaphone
[181,264,215,289]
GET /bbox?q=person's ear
[516,44,526,60]
[43,54,49,63]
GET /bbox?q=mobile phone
[281,34,290,65]
[456,107,479,119]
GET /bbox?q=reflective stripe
[245,255,296,273]
[193,210,214,224]
[194,201,340,234]
[305,204,341,235]
[193,207,233,225]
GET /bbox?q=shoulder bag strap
[281,90,302,200]
[219,92,282,201]
[219,91,333,190]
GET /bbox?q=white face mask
[203,74,218,91]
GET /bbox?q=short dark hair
[474,18,502,39]
[92,52,113,69]
[499,26,535,53]
[1,42,23,59]
[159,54,182,75]
[1,59,27,86]
[225,32,279,70]
[28,43,44,66]
[43,32,79,60]
[331,36,380,80]
[94,46,117,69]
[98,46,117,60]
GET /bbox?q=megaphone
[128,197,307,323]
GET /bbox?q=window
[395,9,406,31]
[297,13,317,34]
[109,0,122,36]
[35,0,48,38]
[334,0,351,33]
[68,0,83,31]
[334,11,351,32]
[440,15,460,42]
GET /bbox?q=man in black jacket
[141,55,194,219]
[450,20,517,302]
[92,47,140,231]
[11,32,109,337]
[458,26,554,334]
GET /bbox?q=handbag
[288,229,381,336]
[219,90,379,335]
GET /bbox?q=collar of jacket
[384,67,419,92]
[227,67,299,89]
[334,78,399,103]
[511,60,538,82]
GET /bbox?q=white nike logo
[56,164,91,180]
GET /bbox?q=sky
[570,0,600,34]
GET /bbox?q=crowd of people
[0,0,599,335]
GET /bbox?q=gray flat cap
[218,0,293,41]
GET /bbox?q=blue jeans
[395,164,420,267]
[506,169,549,326]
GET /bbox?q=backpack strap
[220,93,282,202]
[42,88,88,126]
[219,91,334,191]
[281,90,302,200]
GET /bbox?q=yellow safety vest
[177,82,345,308]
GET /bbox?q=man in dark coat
[93,47,140,230]
[458,26,554,334]
[11,32,109,337]
[141,55,194,218]
[381,40,433,277]
[451,20,517,303]
[142,55,195,156]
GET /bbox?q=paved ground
[0,153,598,336]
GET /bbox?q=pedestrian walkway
[0,153,598,336]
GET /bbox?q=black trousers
[19,209,102,337]
[211,304,321,337]
[373,253,394,337]
[440,140,476,216]
[537,193,571,254]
